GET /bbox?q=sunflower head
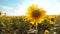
[44,30,49,34]
[26,4,46,24]
[47,15,56,24]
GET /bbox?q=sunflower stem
[35,22,38,34]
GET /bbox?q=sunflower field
[0,4,60,34]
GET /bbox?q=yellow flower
[44,30,49,34]
[47,15,56,24]
[26,4,46,24]
[20,16,27,22]
[4,17,10,22]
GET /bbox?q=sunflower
[4,17,10,22]
[26,4,46,24]
[44,30,49,34]
[47,15,56,24]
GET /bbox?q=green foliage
[0,17,60,34]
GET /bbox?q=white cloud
[0,5,13,10]
[0,5,13,16]
[0,5,13,12]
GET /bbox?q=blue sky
[0,0,60,16]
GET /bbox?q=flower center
[51,18,54,22]
[32,10,41,18]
